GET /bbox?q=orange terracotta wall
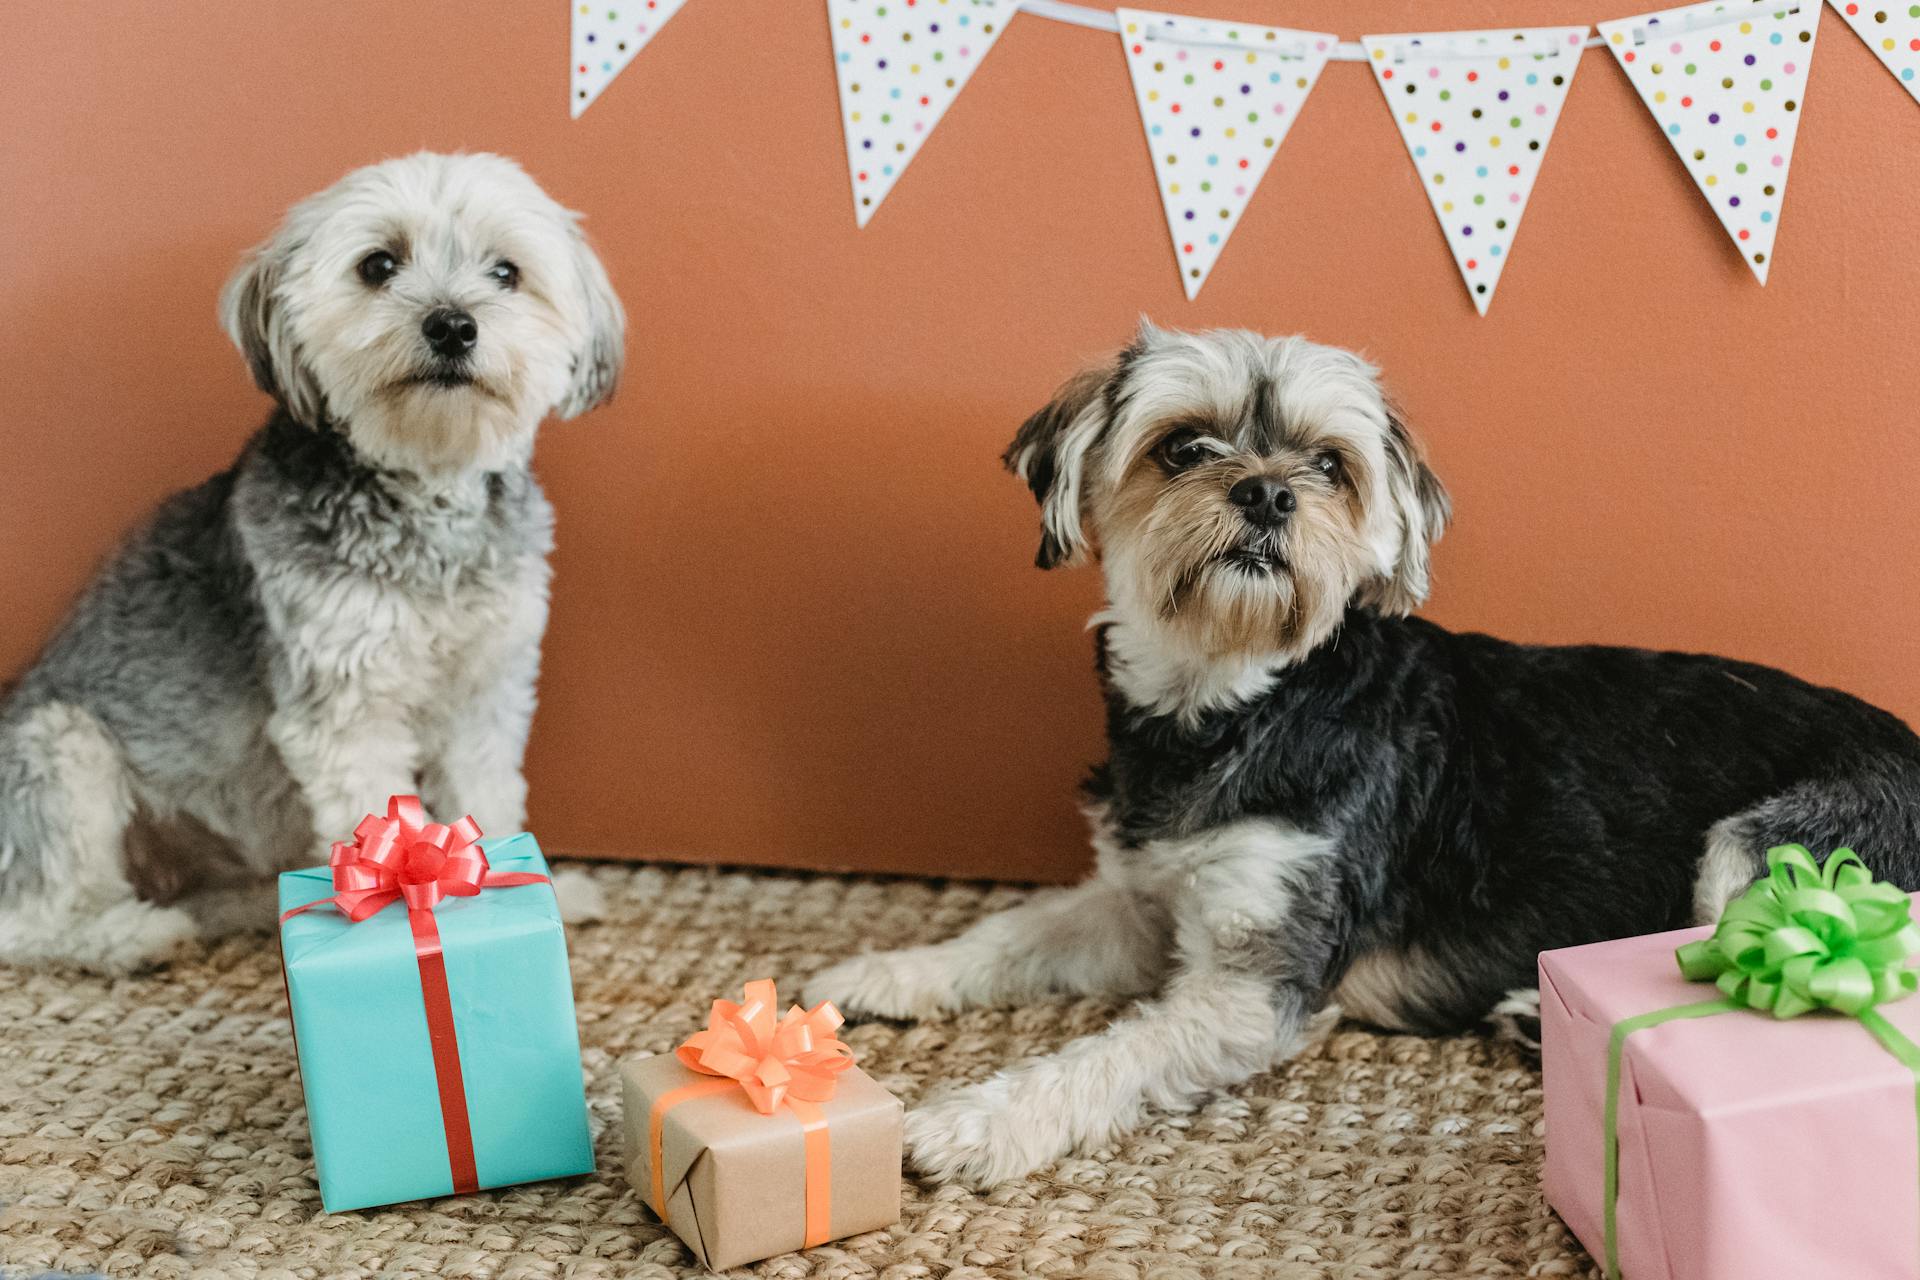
[4,3,1917,882]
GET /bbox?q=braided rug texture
[0,862,1599,1279]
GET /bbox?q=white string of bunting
[570,0,1920,312]
[1020,0,1609,53]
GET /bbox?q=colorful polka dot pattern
[1364,27,1587,316]
[828,0,1015,227]
[1829,0,1920,107]
[1599,0,1820,283]
[571,0,690,118]
[1116,9,1335,298]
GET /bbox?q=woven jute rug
[0,862,1599,1279]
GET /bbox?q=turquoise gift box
[278,831,595,1212]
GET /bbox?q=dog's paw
[1486,986,1542,1055]
[550,868,607,925]
[803,948,957,1020]
[904,1076,1063,1188]
[0,900,203,974]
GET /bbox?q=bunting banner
[827,0,1018,227]
[1116,10,1335,298]
[1827,0,1920,105]
[564,0,1918,308]
[571,0,692,118]
[1599,0,1821,283]
[1365,27,1588,313]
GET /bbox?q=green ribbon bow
[1674,844,1920,1018]
[1601,844,1920,1280]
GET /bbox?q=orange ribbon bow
[649,980,853,1250]
[676,979,855,1113]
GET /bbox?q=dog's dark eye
[356,251,399,287]
[1312,451,1343,482]
[488,260,520,290]
[1157,430,1212,472]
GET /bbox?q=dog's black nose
[422,309,478,359]
[1228,476,1296,527]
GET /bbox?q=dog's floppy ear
[554,221,627,419]
[1360,405,1451,616]
[219,233,327,427]
[1002,362,1116,570]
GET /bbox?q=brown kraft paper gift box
[623,1053,903,1269]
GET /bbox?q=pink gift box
[1540,924,1920,1279]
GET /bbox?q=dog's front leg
[902,821,1337,1186]
[904,965,1315,1186]
[412,582,612,920]
[416,601,543,836]
[269,677,422,858]
[804,873,1168,1019]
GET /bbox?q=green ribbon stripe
[1601,845,1920,1280]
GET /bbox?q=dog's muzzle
[1222,543,1287,573]
[1228,476,1295,530]
[407,308,481,389]
[422,308,478,360]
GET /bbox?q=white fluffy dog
[0,152,624,970]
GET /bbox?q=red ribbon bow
[676,979,854,1114]
[280,795,550,1197]
[326,795,494,921]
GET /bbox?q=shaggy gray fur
[0,152,622,970]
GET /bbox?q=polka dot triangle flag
[1598,1,1821,284]
[1363,27,1588,316]
[1828,0,1920,106]
[828,0,1018,228]
[1115,10,1336,299]
[571,0,691,118]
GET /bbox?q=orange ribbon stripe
[648,1078,739,1223]
[788,1098,833,1248]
